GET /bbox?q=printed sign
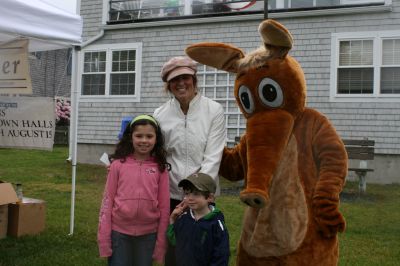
[0,96,55,150]
[0,39,32,94]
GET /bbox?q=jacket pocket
[136,198,160,223]
[114,198,160,224]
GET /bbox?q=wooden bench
[342,138,375,194]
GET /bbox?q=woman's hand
[169,200,187,224]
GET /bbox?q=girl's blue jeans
[108,230,156,266]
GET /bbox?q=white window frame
[197,65,246,146]
[79,43,142,103]
[330,30,400,102]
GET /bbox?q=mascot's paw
[313,196,346,238]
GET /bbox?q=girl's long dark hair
[110,117,170,172]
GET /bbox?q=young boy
[167,173,230,266]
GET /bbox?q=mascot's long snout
[240,109,294,208]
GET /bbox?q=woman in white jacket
[153,56,226,265]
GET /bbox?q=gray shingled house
[30,49,72,98]
[28,49,72,145]
[74,0,399,184]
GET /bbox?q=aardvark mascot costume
[186,19,348,265]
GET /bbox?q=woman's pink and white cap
[161,56,197,82]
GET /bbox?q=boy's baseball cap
[178,173,216,194]
[161,56,197,82]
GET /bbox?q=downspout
[80,28,105,48]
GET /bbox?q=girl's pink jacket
[97,156,170,263]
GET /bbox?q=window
[290,0,339,9]
[197,65,246,146]
[275,0,382,9]
[82,51,106,95]
[381,39,400,94]
[110,50,137,95]
[330,31,400,101]
[80,43,142,101]
[108,0,385,23]
[337,40,373,94]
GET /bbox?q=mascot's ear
[258,19,293,58]
[185,42,245,73]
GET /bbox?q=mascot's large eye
[258,78,283,108]
[238,85,255,114]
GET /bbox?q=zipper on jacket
[185,115,188,178]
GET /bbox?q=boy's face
[183,189,209,212]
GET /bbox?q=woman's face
[168,74,196,105]
[131,124,156,160]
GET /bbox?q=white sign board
[0,96,54,150]
[0,39,32,94]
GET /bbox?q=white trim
[332,30,400,38]
[79,96,142,103]
[78,42,142,103]
[374,36,381,98]
[102,0,108,25]
[341,0,386,4]
[330,30,400,102]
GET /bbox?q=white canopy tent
[0,0,82,52]
[0,0,82,235]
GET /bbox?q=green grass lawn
[0,146,399,266]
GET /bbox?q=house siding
[81,0,104,40]
[30,49,71,98]
[77,0,400,183]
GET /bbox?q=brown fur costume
[186,20,347,265]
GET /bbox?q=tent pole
[67,0,103,233]
[68,0,84,236]
[69,163,77,235]
[69,46,80,235]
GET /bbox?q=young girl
[98,114,170,266]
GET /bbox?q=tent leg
[69,164,77,235]
[68,46,80,236]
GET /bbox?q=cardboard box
[0,182,19,239]
[8,197,46,237]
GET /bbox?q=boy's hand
[170,201,187,224]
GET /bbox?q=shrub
[55,97,71,127]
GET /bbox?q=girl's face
[131,124,156,160]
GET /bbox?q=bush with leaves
[55,97,71,127]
